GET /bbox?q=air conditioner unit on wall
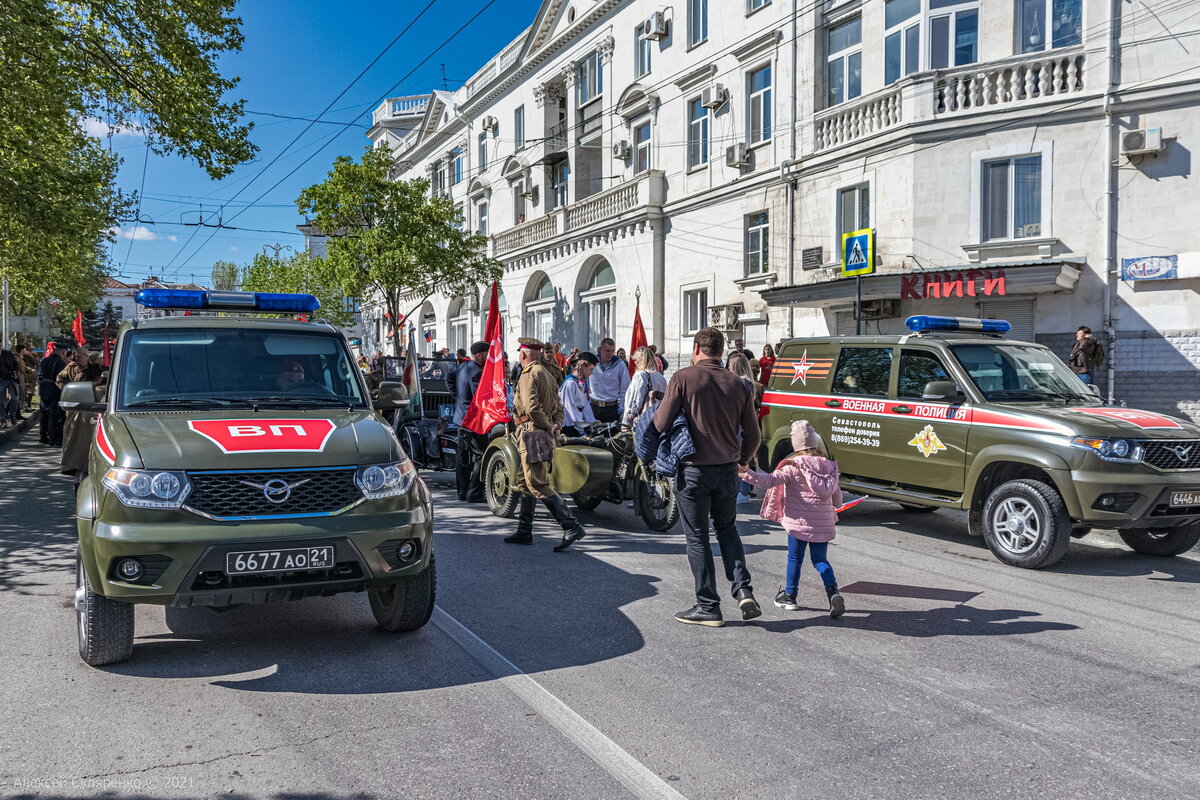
[642,11,668,41]
[700,84,727,109]
[612,140,631,160]
[858,299,899,320]
[709,303,743,331]
[725,142,749,168]
[1121,128,1164,157]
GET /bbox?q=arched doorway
[524,273,556,344]
[419,301,436,355]
[448,297,470,355]
[577,257,615,348]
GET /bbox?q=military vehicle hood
[984,403,1200,439]
[107,409,402,470]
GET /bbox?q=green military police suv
[62,290,434,666]
[760,315,1200,569]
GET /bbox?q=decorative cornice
[732,29,782,64]
[675,63,718,92]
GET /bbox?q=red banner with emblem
[462,282,511,435]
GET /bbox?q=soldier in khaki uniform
[503,338,587,551]
[16,344,37,410]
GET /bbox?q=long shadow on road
[0,435,78,596]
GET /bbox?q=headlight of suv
[1071,437,1144,463]
[355,459,417,499]
[102,468,192,509]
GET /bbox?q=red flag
[101,325,111,367]
[628,298,647,376]
[462,282,511,435]
[71,310,86,346]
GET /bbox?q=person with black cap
[559,351,598,437]
[454,341,491,502]
[504,337,587,551]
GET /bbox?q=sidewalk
[0,410,40,449]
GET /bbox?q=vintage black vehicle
[482,422,679,531]
[384,356,459,472]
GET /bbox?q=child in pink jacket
[740,420,846,618]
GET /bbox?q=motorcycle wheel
[573,493,603,511]
[484,453,519,518]
[636,472,679,532]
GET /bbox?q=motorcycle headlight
[1071,437,1143,463]
[356,459,416,499]
[103,468,192,509]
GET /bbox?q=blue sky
[106,0,535,286]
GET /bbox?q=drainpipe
[1103,0,1120,404]
[785,0,800,339]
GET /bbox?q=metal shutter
[836,311,857,336]
[979,298,1036,343]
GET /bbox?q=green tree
[210,260,241,291]
[297,145,500,354]
[240,251,354,328]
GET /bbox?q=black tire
[981,479,1072,569]
[369,552,436,632]
[636,472,679,532]
[899,503,939,513]
[573,493,603,511]
[484,453,519,518]
[76,554,134,666]
[1118,525,1200,557]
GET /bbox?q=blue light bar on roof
[905,315,1012,334]
[135,289,320,314]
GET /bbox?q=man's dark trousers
[456,428,487,502]
[674,463,752,612]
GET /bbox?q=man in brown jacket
[504,337,587,551]
[654,327,761,627]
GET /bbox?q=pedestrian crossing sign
[841,228,875,277]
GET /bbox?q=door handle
[824,400,841,408]
[893,405,912,414]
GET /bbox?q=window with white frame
[577,51,603,106]
[449,300,470,355]
[1018,0,1082,53]
[837,183,870,240]
[453,203,464,230]
[683,288,708,335]
[452,148,463,184]
[634,25,652,78]
[514,106,525,149]
[431,160,446,196]
[747,65,772,144]
[687,97,709,168]
[827,17,862,107]
[981,155,1042,241]
[885,1,980,85]
[477,132,488,171]
[550,159,570,209]
[633,120,652,173]
[745,211,769,275]
[581,261,616,345]
[476,199,489,237]
[689,0,708,47]
[748,0,771,13]
[526,277,556,341]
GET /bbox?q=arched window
[524,274,556,343]
[448,297,470,355]
[579,259,616,348]
[419,301,436,355]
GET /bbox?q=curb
[0,410,40,448]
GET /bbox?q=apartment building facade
[365,0,1200,419]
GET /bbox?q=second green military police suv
[63,290,434,666]
[760,316,1200,569]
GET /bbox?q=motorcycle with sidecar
[482,421,679,531]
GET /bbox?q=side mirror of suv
[59,381,107,413]
[374,381,411,410]
[922,381,965,404]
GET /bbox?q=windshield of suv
[116,328,367,410]
[951,344,1094,402]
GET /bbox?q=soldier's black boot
[543,494,587,552]
[503,494,536,545]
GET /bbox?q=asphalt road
[1,428,1198,800]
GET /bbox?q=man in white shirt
[559,351,598,436]
[589,338,630,423]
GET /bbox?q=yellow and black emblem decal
[908,424,947,458]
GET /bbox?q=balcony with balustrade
[811,47,1092,154]
[371,95,431,128]
[491,170,665,257]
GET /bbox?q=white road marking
[431,606,687,800]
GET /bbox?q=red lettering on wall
[899,269,1007,301]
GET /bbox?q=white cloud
[80,117,144,139]
[229,246,239,253]
[115,225,160,241]
[167,235,178,242]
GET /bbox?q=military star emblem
[790,350,814,385]
[908,425,947,458]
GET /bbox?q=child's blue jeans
[786,537,838,596]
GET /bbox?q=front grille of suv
[1142,440,1200,471]
[185,468,362,519]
